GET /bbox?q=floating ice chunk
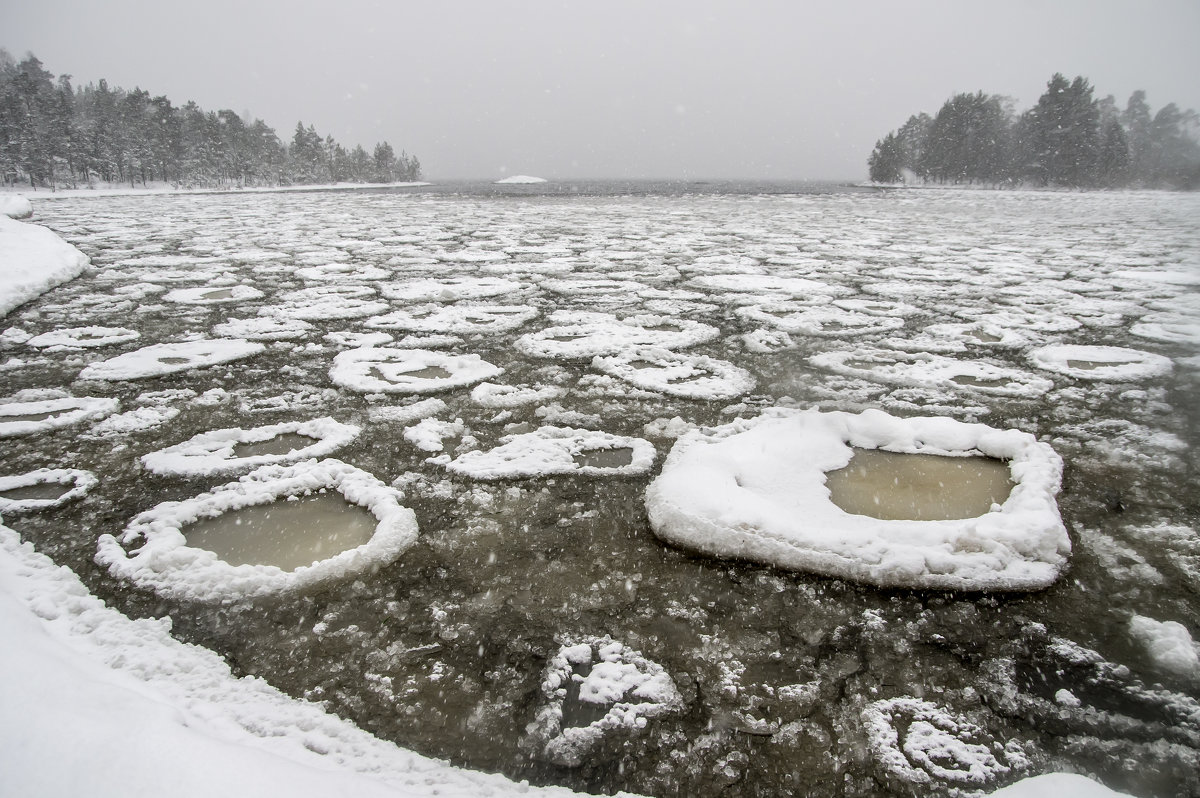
[78,339,265,381]
[959,307,1082,333]
[811,349,1054,398]
[469,382,564,408]
[833,298,923,317]
[887,322,1026,354]
[141,418,361,477]
[0,396,120,438]
[86,405,180,438]
[646,408,1069,590]
[1131,314,1200,346]
[0,468,96,513]
[165,285,265,305]
[540,278,648,298]
[1029,344,1173,382]
[516,312,719,359]
[1129,615,1199,676]
[863,697,1026,787]
[269,285,389,320]
[592,348,755,400]
[365,303,538,335]
[26,326,140,349]
[688,274,842,301]
[323,330,393,349]
[526,636,682,767]
[331,347,502,394]
[96,459,419,602]
[403,417,464,453]
[738,303,905,337]
[446,426,655,479]
[295,262,389,282]
[213,317,312,341]
[742,328,794,353]
[378,277,522,303]
[494,174,546,184]
[367,397,448,425]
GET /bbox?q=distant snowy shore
[7,181,431,201]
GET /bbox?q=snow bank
[0,523,619,798]
[141,418,361,477]
[447,426,656,480]
[96,459,418,602]
[79,338,265,381]
[0,214,89,317]
[1,193,33,218]
[495,175,547,184]
[645,408,1069,591]
[0,468,96,514]
[984,773,1132,797]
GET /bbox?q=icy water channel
[2,186,1199,797]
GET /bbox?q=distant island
[494,175,547,184]
[868,73,1200,190]
[0,51,421,191]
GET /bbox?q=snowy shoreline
[6,180,431,202]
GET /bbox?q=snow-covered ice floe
[645,408,1069,590]
[736,303,906,337]
[447,426,655,479]
[141,418,362,477]
[1128,615,1199,677]
[330,347,503,394]
[1028,344,1173,382]
[516,312,718,360]
[365,303,538,335]
[469,381,564,409]
[863,696,1028,788]
[0,214,90,317]
[591,347,755,400]
[0,395,120,438]
[96,459,419,602]
[212,316,313,341]
[811,349,1054,398]
[164,284,265,305]
[79,338,265,381]
[25,325,140,349]
[525,637,682,767]
[378,277,523,303]
[0,468,97,514]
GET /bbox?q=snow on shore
[0,213,89,317]
[0,522,618,798]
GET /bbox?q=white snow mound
[645,408,1069,591]
[0,215,89,317]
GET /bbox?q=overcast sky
[3,1,1198,181]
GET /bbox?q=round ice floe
[863,697,1026,787]
[540,278,648,298]
[164,285,265,305]
[592,348,755,400]
[469,382,565,409]
[378,277,522,303]
[688,274,841,301]
[212,316,313,341]
[78,339,265,381]
[447,426,656,479]
[0,396,120,438]
[96,459,419,602]
[141,418,362,477]
[0,468,97,513]
[85,405,180,438]
[526,637,683,767]
[330,347,503,394]
[516,312,719,359]
[811,349,1054,398]
[364,303,538,335]
[645,408,1069,590]
[1029,344,1173,382]
[886,322,1026,355]
[295,262,389,282]
[1131,315,1200,346]
[737,303,906,337]
[26,326,140,349]
[269,285,389,320]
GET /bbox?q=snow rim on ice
[0,468,97,514]
[446,426,656,480]
[645,408,1070,591]
[96,459,419,603]
[330,347,504,394]
[140,417,362,477]
[590,347,756,400]
[0,395,120,438]
[78,338,266,381]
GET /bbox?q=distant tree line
[0,51,421,190]
[868,73,1200,189]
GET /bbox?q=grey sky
[3,0,1198,181]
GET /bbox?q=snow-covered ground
[2,186,1196,797]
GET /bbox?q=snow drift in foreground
[645,408,1069,591]
[0,214,89,317]
[0,522,612,798]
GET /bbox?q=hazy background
[3,0,1198,181]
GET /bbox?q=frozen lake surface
[3,185,1199,796]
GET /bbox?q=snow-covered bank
[0,523,609,798]
[1,193,33,218]
[0,214,89,317]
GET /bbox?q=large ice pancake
[96,459,418,602]
[645,408,1070,591]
